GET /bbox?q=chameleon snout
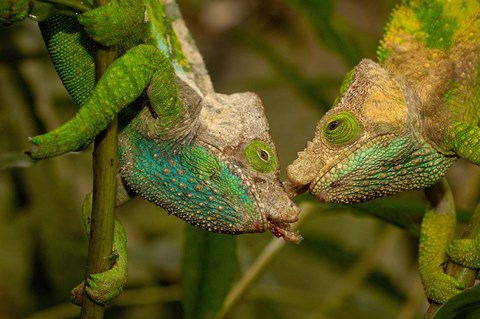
[268,199,300,223]
[259,185,301,224]
[285,141,326,194]
[256,182,302,242]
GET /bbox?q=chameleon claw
[69,247,126,306]
[70,282,86,306]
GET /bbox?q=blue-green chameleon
[285,0,480,304]
[1,0,301,304]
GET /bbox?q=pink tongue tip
[268,221,303,243]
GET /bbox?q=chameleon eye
[327,120,340,131]
[323,112,361,145]
[258,149,270,161]
[244,140,276,173]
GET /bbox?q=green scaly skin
[69,194,128,305]
[286,0,480,304]
[1,0,301,304]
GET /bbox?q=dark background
[1,0,479,318]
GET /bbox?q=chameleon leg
[28,44,172,159]
[449,122,480,165]
[78,0,145,47]
[446,123,480,267]
[70,193,128,305]
[419,179,463,304]
[0,0,30,24]
[447,201,480,268]
[447,236,480,269]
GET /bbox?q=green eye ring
[243,140,276,173]
[323,112,361,145]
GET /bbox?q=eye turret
[323,112,361,145]
[243,140,276,173]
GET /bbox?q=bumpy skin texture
[22,0,301,239]
[0,0,30,23]
[286,0,480,304]
[2,0,301,304]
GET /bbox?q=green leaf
[320,197,471,237]
[432,284,480,319]
[295,194,426,236]
[237,32,332,112]
[181,225,237,319]
[348,198,427,237]
[284,0,361,67]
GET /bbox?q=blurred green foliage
[181,226,236,319]
[2,0,480,318]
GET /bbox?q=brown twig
[79,2,118,317]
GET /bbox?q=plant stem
[79,1,118,317]
[213,204,312,319]
[424,203,480,318]
[213,235,285,319]
[308,224,393,319]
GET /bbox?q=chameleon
[1,0,301,304]
[285,0,480,304]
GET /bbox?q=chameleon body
[1,0,301,303]
[7,0,301,238]
[286,0,480,303]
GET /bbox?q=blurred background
[1,0,480,318]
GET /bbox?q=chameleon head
[196,92,302,242]
[286,59,455,204]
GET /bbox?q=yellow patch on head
[362,79,408,131]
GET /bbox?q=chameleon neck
[144,0,213,96]
[379,0,480,150]
[118,110,260,234]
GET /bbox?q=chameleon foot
[72,195,128,306]
[70,250,127,305]
[422,271,464,304]
[447,238,480,269]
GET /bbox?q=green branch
[425,203,480,318]
[79,0,118,317]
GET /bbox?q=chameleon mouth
[267,219,303,243]
[309,134,395,202]
[197,142,302,241]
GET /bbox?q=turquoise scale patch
[118,135,257,234]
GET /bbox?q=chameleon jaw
[252,178,302,243]
[267,219,302,243]
[195,138,303,241]
[308,134,397,203]
[306,133,453,205]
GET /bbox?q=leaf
[181,224,237,319]
[348,198,427,237]
[298,234,405,301]
[237,32,332,112]
[309,197,471,237]
[284,0,361,67]
[432,284,480,319]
